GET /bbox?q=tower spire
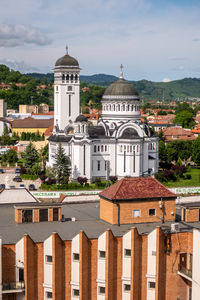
[120,64,124,79]
[66,45,68,55]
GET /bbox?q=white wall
[71,233,80,300]
[192,229,200,299]
[97,232,106,300]
[44,235,53,287]
[122,230,131,300]
[146,229,157,300]
[16,238,24,281]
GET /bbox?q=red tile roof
[99,177,176,201]
[163,127,196,142]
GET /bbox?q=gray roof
[48,135,72,142]
[0,189,38,204]
[55,54,79,67]
[103,78,139,97]
[0,202,198,244]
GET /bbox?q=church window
[82,125,85,133]
[94,145,96,152]
[127,145,130,152]
[133,151,136,172]
[124,145,126,151]
[113,104,116,111]
[120,145,123,152]
[68,86,72,91]
[109,104,111,110]
[56,86,58,91]
[124,150,126,172]
[69,95,71,117]
[123,104,125,111]
[105,161,107,170]
[97,160,101,171]
[118,104,120,111]
[70,74,74,82]
[130,145,132,153]
[66,74,69,82]
[131,105,134,111]
[83,144,86,175]
[105,145,107,152]
[62,74,65,82]
[137,145,139,152]
[75,74,78,82]
[101,145,104,152]
[127,105,130,111]
[98,145,100,152]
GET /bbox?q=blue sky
[0,0,200,81]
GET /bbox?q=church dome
[103,78,139,97]
[75,114,88,123]
[55,47,79,67]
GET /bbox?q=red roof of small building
[99,177,176,201]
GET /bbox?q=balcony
[178,264,192,281]
[2,281,25,293]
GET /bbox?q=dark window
[22,209,33,223]
[94,145,96,152]
[97,160,100,171]
[98,286,105,294]
[62,74,65,82]
[98,145,100,152]
[46,291,52,298]
[70,74,74,81]
[124,284,131,291]
[66,74,69,82]
[83,144,86,175]
[39,209,48,222]
[152,251,156,256]
[73,253,79,261]
[124,249,131,256]
[68,85,72,91]
[19,268,24,281]
[73,289,79,296]
[53,208,58,221]
[133,151,135,172]
[99,250,106,258]
[46,255,52,263]
[149,209,156,216]
[149,281,155,289]
[69,95,71,117]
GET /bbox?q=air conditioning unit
[71,217,76,222]
[171,223,179,233]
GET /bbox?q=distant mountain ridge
[27,72,200,101]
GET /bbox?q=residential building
[162,127,196,143]
[11,117,53,136]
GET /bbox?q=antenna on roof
[120,64,124,79]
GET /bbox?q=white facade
[48,50,159,181]
[43,235,53,298]
[97,232,106,300]
[146,229,157,300]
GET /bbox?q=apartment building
[1,177,200,300]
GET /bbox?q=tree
[6,149,18,164]
[173,110,195,128]
[192,136,200,165]
[166,140,193,163]
[159,140,167,164]
[23,142,39,171]
[1,124,11,145]
[53,144,71,184]
[38,145,49,172]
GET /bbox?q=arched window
[131,105,134,111]
[101,145,104,152]
[94,145,96,152]
[109,104,111,110]
[66,74,69,82]
[113,104,115,111]
[70,74,73,82]
[62,74,65,82]
[118,104,120,111]
[75,74,78,82]
[123,104,125,111]
[78,125,80,133]
[127,105,130,111]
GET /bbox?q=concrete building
[19,104,49,114]
[0,177,200,299]
[48,48,158,180]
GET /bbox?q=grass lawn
[162,168,200,188]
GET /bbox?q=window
[97,160,101,171]
[69,95,71,117]
[98,286,105,294]
[99,250,106,258]
[83,144,86,175]
[22,209,33,223]
[94,145,96,152]
[105,161,107,171]
[53,208,58,221]
[73,289,79,297]
[98,145,100,152]
[39,209,48,222]
[73,253,79,261]
[120,145,123,152]
[148,281,155,289]
[68,86,72,91]
[152,251,156,256]
[124,249,131,257]
[101,145,104,152]
[46,291,52,299]
[133,209,140,218]
[56,86,58,91]
[105,145,107,152]
[46,255,52,263]
[149,209,156,216]
[124,284,131,292]
[18,268,24,281]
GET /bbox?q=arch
[118,104,120,111]
[75,74,78,82]
[66,74,69,82]
[62,74,65,81]
[70,74,74,81]
[116,122,145,139]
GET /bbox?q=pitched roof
[99,177,176,201]
[162,127,196,142]
[11,117,53,128]
[0,189,39,204]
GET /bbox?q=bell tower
[54,46,80,130]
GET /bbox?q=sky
[0,0,200,82]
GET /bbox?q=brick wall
[186,208,199,222]
[79,231,90,300]
[52,233,64,300]
[14,208,22,223]
[24,234,35,300]
[2,245,16,283]
[64,241,71,299]
[33,209,39,223]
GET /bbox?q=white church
[48,47,158,181]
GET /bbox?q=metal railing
[178,264,192,278]
[2,281,25,291]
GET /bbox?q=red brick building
[0,178,200,300]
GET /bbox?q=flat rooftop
[0,202,199,244]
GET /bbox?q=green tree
[166,140,193,162]
[23,142,39,171]
[1,124,11,145]
[173,110,194,128]
[159,140,167,163]
[6,149,18,164]
[192,136,200,165]
[53,144,71,184]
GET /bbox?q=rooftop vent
[171,223,179,233]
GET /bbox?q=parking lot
[0,168,41,190]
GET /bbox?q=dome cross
[120,64,124,79]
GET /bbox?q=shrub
[20,174,39,180]
[77,177,88,185]
[109,176,118,183]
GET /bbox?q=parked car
[0,184,5,189]
[0,169,4,173]
[28,184,36,191]
[13,176,22,182]
[19,184,25,188]
[15,168,21,174]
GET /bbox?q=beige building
[19,103,49,114]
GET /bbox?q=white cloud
[0,24,51,47]
[162,78,171,83]
[0,58,39,73]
